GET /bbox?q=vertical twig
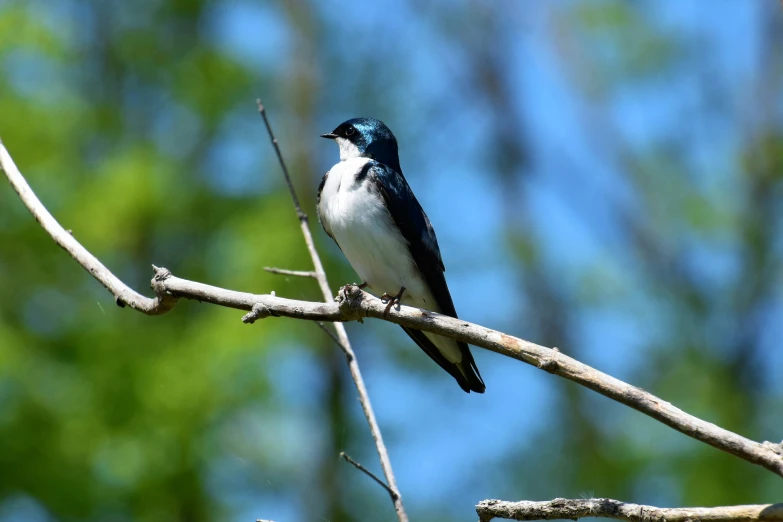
[256,100,408,522]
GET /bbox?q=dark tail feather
[458,349,486,393]
[402,327,486,393]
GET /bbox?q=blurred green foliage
[2,1,782,521]
[0,1,333,520]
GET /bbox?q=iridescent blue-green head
[321,117,401,172]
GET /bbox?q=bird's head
[321,117,400,171]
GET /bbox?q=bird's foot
[381,287,406,318]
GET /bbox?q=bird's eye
[345,127,356,137]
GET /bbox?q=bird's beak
[320,132,337,139]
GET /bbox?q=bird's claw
[381,287,406,318]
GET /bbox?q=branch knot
[242,302,274,324]
[147,265,178,313]
[152,265,172,282]
[538,348,560,373]
[336,284,365,315]
[762,440,783,456]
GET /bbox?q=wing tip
[457,381,486,394]
[401,327,486,394]
[456,356,486,394]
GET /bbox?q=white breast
[318,158,463,363]
[319,157,433,308]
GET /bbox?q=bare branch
[263,267,317,278]
[476,498,783,522]
[153,273,783,478]
[316,322,346,350]
[255,101,408,522]
[0,140,177,315]
[339,452,398,501]
[4,138,783,481]
[255,101,305,219]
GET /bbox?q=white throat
[336,137,365,161]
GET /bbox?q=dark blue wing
[363,161,485,393]
[366,162,456,317]
[368,161,485,393]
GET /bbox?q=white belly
[319,158,434,310]
[319,158,462,363]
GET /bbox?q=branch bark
[476,498,783,522]
[3,138,783,490]
[158,273,783,478]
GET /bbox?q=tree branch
[476,498,783,522]
[255,101,407,522]
[3,139,783,482]
[339,452,398,502]
[263,267,317,278]
[315,322,346,349]
[197,275,783,477]
[0,139,178,315]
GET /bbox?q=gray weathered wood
[476,498,783,522]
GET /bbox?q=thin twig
[339,452,397,501]
[316,322,345,350]
[263,267,317,278]
[255,100,408,522]
[256,101,304,217]
[4,139,783,479]
[476,498,783,522]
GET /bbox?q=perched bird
[316,117,485,393]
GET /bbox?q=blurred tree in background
[1,1,781,521]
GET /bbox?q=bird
[316,117,485,393]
